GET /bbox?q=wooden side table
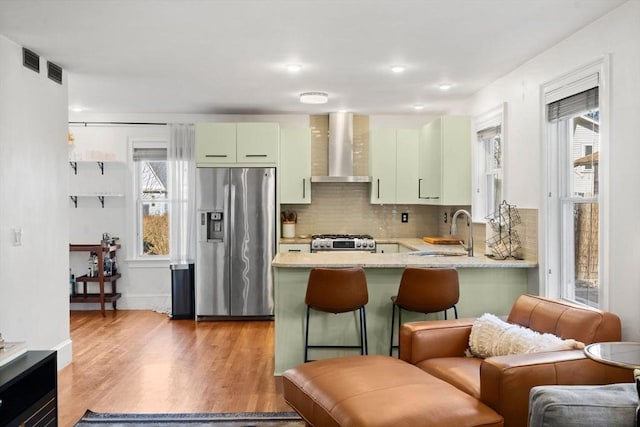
[70,243,122,316]
[585,342,640,427]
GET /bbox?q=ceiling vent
[22,48,40,73]
[47,61,63,84]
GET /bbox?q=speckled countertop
[273,237,537,269]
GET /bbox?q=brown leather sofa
[283,294,633,427]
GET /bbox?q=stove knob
[356,241,362,248]
[368,241,374,248]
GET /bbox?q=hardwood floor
[57,310,291,427]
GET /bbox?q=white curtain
[168,123,196,266]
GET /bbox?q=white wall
[68,124,171,312]
[0,35,71,368]
[461,1,640,339]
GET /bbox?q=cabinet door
[395,129,420,204]
[280,128,311,204]
[418,119,442,204]
[196,123,237,164]
[279,243,311,253]
[369,129,397,204]
[441,116,471,205]
[237,123,279,164]
[376,243,399,253]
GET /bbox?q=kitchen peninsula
[272,239,537,374]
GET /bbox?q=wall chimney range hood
[311,112,372,183]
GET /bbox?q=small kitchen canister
[282,222,296,238]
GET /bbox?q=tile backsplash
[283,183,440,238]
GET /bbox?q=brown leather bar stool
[389,267,459,356]
[304,267,369,362]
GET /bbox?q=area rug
[74,410,305,426]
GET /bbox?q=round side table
[585,342,640,427]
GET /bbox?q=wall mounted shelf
[69,194,125,208]
[69,160,113,175]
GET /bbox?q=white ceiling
[0,0,627,115]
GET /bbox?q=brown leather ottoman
[283,355,503,427]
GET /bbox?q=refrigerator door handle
[229,183,236,250]
[223,184,231,245]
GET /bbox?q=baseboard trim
[70,293,171,312]
[53,338,72,370]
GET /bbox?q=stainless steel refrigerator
[195,167,276,319]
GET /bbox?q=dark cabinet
[0,351,57,426]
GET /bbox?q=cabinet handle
[417,179,439,200]
[302,178,306,199]
[288,249,302,252]
[245,154,268,157]
[377,179,380,199]
[205,154,228,158]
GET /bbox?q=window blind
[477,125,501,140]
[547,87,599,122]
[133,147,167,161]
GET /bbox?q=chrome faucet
[451,209,473,257]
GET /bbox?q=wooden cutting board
[423,236,462,245]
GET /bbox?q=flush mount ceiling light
[391,65,406,73]
[286,63,302,72]
[300,92,328,104]
[413,104,425,110]
[438,83,452,90]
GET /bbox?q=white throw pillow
[468,313,584,358]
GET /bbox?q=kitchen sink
[408,251,467,257]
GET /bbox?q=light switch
[13,228,22,246]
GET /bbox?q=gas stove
[311,234,377,253]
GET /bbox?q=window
[473,103,505,221]
[133,144,169,257]
[544,66,603,308]
[480,127,502,217]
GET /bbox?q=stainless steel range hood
[311,112,372,183]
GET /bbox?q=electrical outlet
[401,213,408,223]
[444,212,448,223]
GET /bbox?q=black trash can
[170,263,195,320]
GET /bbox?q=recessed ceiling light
[287,64,302,72]
[300,92,328,104]
[69,106,84,112]
[391,65,406,73]
[438,84,452,90]
[338,109,349,113]
[413,104,425,110]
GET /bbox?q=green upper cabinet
[418,116,471,205]
[369,128,397,204]
[236,123,279,163]
[279,127,311,204]
[395,129,420,204]
[196,123,237,164]
[369,128,419,204]
[196,122,279,166]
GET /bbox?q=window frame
[472,103,506,222]
[129,139,170,264]
[541,57,610,309]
